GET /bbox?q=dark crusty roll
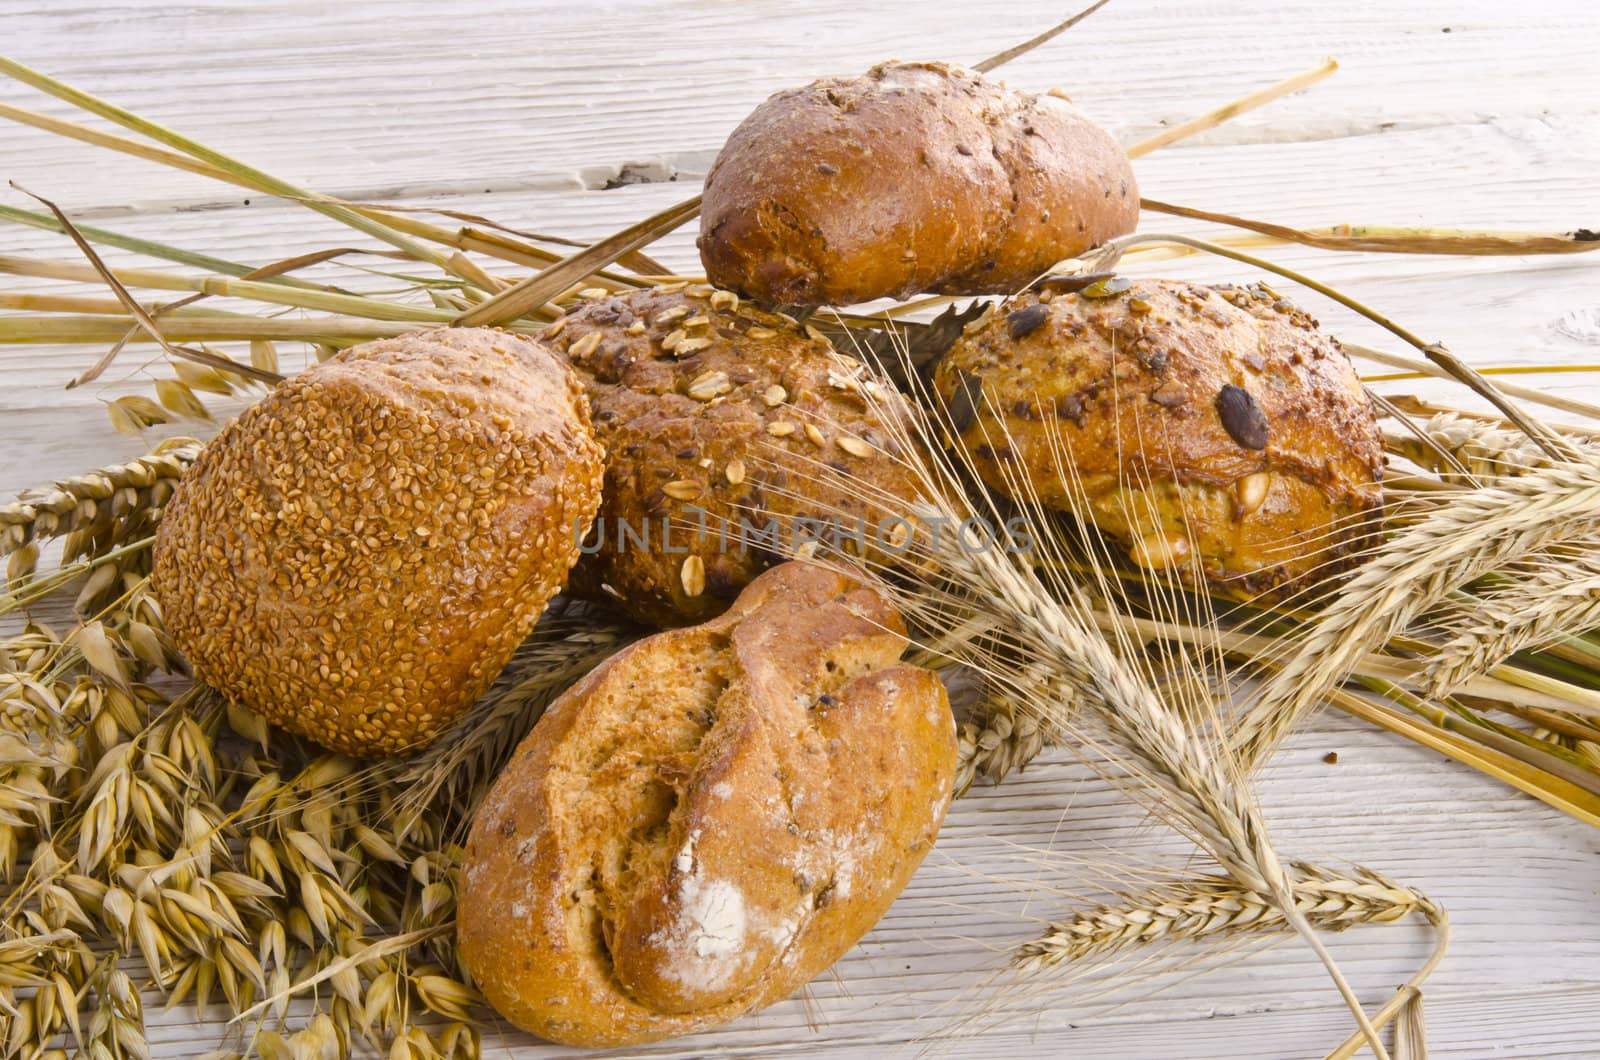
[153,329,604,755]
[932,279,1384,597]
[699,60,1138,306]
[457,561,956,1047]
[546,284,925,627]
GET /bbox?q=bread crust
[932,280,1385,596]
[457,562,956,1047]
[699,61,1138,306]
[548,286,925,626]
[152,328,604,755]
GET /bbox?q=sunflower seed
[567,331,602,359]
[680,556,706,597]
[725,460,746,485]
[762,384,787,407]
[838,436,872,458]
[662,480,703,501]
[767,421,796,437]
[1237,472,1272,515]
[687,371,732,401]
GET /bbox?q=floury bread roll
[457,562,956,1047]
[698,60,1139,306]
[152,329,604,756]
[933,279,1385,597]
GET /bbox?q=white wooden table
[4,2,1599,1057]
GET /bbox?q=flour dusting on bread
[458,562,958,1047]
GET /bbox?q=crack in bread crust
[457,562,957,1047]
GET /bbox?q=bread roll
[457,561,956,1047]
[152,329,604,755]
[547,285,925,626]
[932,279,1384,596]
[699,61,1138,306]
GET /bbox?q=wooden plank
[1,0,1596,211]
[2,2,1599,1057]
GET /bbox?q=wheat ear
[1017,860,1442,971]
[1236,454,1600,764]
[1424,547,1600,697]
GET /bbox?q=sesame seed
[805,424,827,448]
[148,328,603,756]
[762,385,787,407]
[725,460,745,485]
[767,421,796,437]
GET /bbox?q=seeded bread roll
[152,328,604,756]
[546,285,925,627]
[699,60,1139,306]
[932,279,1384,596]
[458,561,956,1047]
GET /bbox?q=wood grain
[2,1,1599,1057]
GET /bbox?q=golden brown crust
[152,328,604,756]
[546,285,925,627]
[932,279,1385,596]
[698,61,1138,306]
[457,562,956,1047]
